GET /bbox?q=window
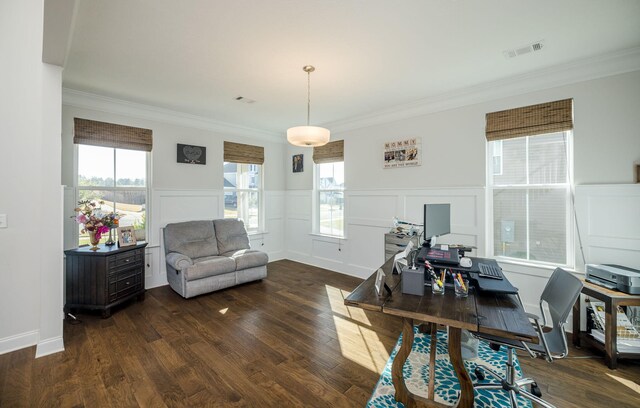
[223,162,261,232]
[486,99,573,266]
[77,145,148,245]
[488,132,572,265]
[73,118,152,247]
[316,161,345,237]
[313,140,345,237]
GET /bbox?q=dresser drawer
[385,234,413,245]
[385,243,407,253]
[109,249,144,270]
[109,268,143,301]
[108,266,140,283]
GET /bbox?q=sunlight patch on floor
[332,314,390,373]
[325,284,388,373]
[605,372,640,395]
[325,285,371,326]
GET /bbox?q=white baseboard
[0,330,38,356]
[35,336,65,358]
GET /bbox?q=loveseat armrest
[166,252,194,270]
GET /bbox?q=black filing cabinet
[64,243,147,318]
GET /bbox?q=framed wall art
[292,154,304,173]
[177,143,206,165]
[383,137,421,169]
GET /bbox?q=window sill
[248,230,268,236]
[309,232,347,240]
[494,256,580,276]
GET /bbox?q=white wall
[0,0,64,356]
[61,102,287,289]
[282,70,640,323]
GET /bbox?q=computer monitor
[423,203,450,247]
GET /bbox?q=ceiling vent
[235,96,256,104]
[503,40,545,59]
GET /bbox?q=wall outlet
[0,214,7,228]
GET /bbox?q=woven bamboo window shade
[485,98,573,141]
[73,118,153,151]
[313,140,344,164]
[223,141,264,164]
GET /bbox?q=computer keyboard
[478,263,503,280]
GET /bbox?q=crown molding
[325,47,640,133]
[62,88,284,143]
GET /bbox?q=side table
[572,280,640,369]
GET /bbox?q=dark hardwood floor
[1,259,639,407]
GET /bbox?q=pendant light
[287,65,330,147]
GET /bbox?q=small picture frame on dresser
[117,226,137,247]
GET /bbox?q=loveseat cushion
[221,249,269,270]
[213,219,251,254]
[165,220,219,259]
[182,255,236,281]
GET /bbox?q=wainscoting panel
[149,189,286,289]
[348,193,399,222]
[285,191,312,221]
[575,184,640,269]
[285,218,313,258]
[283,188,485,279]
[151,189,221,244]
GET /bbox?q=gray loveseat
[163,219,268,298]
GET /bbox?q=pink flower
[76,214,88,224]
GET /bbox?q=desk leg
[392,318,416,407]
[605,305,618,369]
[448,327,474,408]
[572,295,581,348]
[391,318,433,408]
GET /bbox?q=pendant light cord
[307,70,311,126]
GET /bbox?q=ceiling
[62,0,640,135]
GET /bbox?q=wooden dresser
[64,243,147,318]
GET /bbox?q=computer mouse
[460,257,472,268]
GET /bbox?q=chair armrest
[166,252,193,270]
[525,311,542,322]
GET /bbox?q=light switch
[0,214,7,228]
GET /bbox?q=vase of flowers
[103,212,120,246]
[74,200,120,251]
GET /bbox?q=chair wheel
[474,367,485,381]
[531,382,542,398]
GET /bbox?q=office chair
[472,267,584,408]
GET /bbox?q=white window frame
[314,161,345,238]
[486,131,574,268]
[74,144,151,245]
[492,140,503,176]
[223,162,263,233]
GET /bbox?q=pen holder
[431,277,444,295]
[454,278,469,298]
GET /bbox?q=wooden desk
[345,258,538,408]
[572,280,640,369]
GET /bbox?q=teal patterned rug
[368,326,533,407]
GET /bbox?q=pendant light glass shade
[287,125,330,147]
[287,65,330,147]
